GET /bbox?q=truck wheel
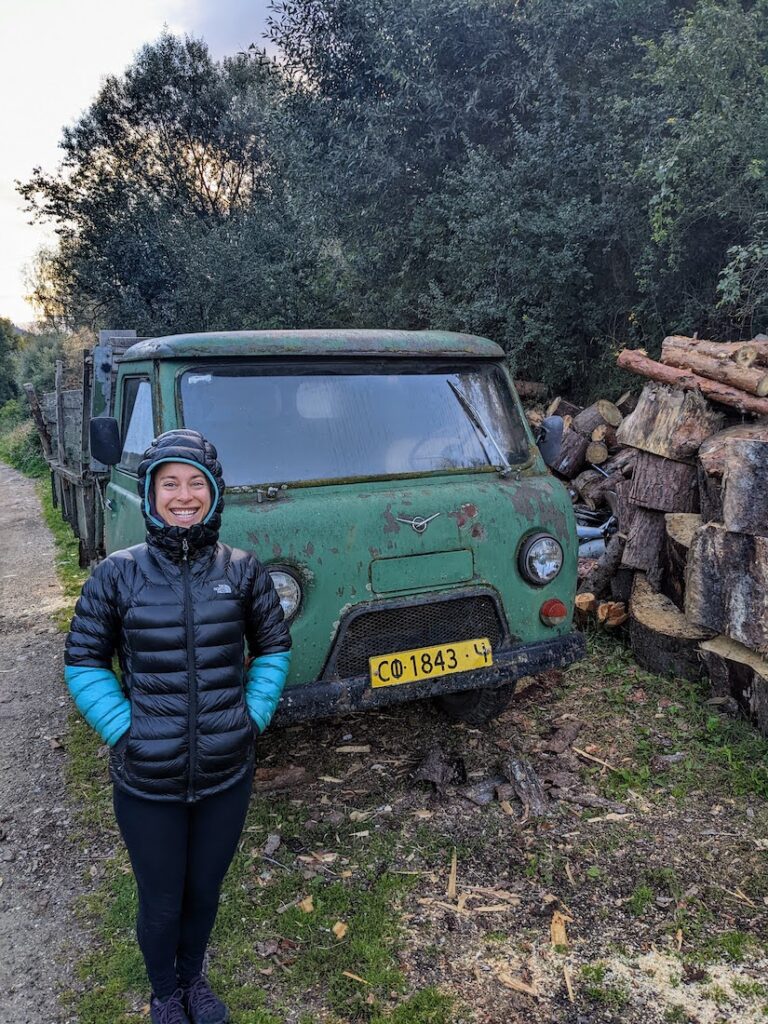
[434,682,517,726]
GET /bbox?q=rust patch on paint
[449,502,479,528]
[304,542,315,556]
[272,543,282,557]
[383,505,400,534]
[470,523,486,540]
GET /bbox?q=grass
[575,634,768,803]
[579,962,630,1008]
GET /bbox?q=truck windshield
[180,364,529,486]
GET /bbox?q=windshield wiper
[448,381,512,477]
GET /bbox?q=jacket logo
[213,583,232,594]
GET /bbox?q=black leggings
[113,770,253,998]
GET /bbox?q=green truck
[31,328,584,726]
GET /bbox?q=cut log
[698,423,768,477]
[661,335,760,369]
[621,505,666,577]
[575,458,635,510]
[616,382,725,462]
[551,428,589,478]
[630,573,710,680]
[661,341,768,396]
[572,400,623,435]
[591,423,618,449]
[546,396,582,419]
[514,379,548,400]
[578,532,625,598]
[617,349,768,417]
[597,601,628,627]
[699,635,768,737]
[614,391,638,417]
[685,523,768,654]
[585,440,610,466]
[629,450,699,513]
[660,513,702,610]
[720,439,768,537]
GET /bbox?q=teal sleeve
[245,651,292,735]
[64,665,131,746]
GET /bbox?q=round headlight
[268,569,302,621]
[519,533,564,586]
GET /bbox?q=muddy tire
[434,682,517,725]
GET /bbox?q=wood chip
[447,848,458,899]
[572,747,618,772]
[342,970,371,985]
[497,972,539,997]
[563,964,575,1003]
[298,896,314,913]
[319,775,343,783]
[551,909,571,947]
[499,800,515,817]
[336,745,371,754]
[332,921,349,940]
[565,862,576,886]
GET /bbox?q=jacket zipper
[181,537,197,803]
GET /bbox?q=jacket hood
[136,429,225,560]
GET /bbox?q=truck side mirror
[535,415,564,469]
[90,416,122,467]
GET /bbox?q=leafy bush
[0,398,27,433]
[0,419,47,477]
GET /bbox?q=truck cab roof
[119,329,505,361]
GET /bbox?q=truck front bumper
[272,630,585,726]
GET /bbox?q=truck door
[104,375,154,552]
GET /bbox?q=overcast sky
[0,0,272,326]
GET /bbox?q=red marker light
[540,599,569,627]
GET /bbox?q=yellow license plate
[370,638,493,688]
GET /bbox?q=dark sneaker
[151,989,191,1024]
[183,975,230,1024]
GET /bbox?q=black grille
[327,594,506,680]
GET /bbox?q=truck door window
[119,378,153,474]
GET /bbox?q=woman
[64,429,291,1024]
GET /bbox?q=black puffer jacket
[65,430,291,802]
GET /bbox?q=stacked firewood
[551,335,768,736]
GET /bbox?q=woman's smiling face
[153,462,212,528]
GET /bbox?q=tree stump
[629,573,710,681]
[629,450,699,513]
[616,383,725,461]
[699,635,768,737]
[685,523,768,654]
[721,439,768,537]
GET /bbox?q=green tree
[0,318,20,405]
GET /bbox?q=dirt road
[0,464,85,1024]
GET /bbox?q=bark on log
[611,568,635,604]
[697,466,722,524]
[614,477,637,533]
[577,532,625,598]
[662,335,760,369]
[503,757,549,818]
[660,513,702,610]
[630,573,710,680]
[661,341,768,396]
[699,635,768,737]
[617,349,768,417]
[572,400,623,434]
[575,456,636,510]
[698,423,768,477]
[616,382,725,461]
[621,505,666,577]
[546,397,582,419]
[551,428,589,478]
[629,450,699,513]
[720,440,768,537]
[615,391,638,417]
[685,523,768,654]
